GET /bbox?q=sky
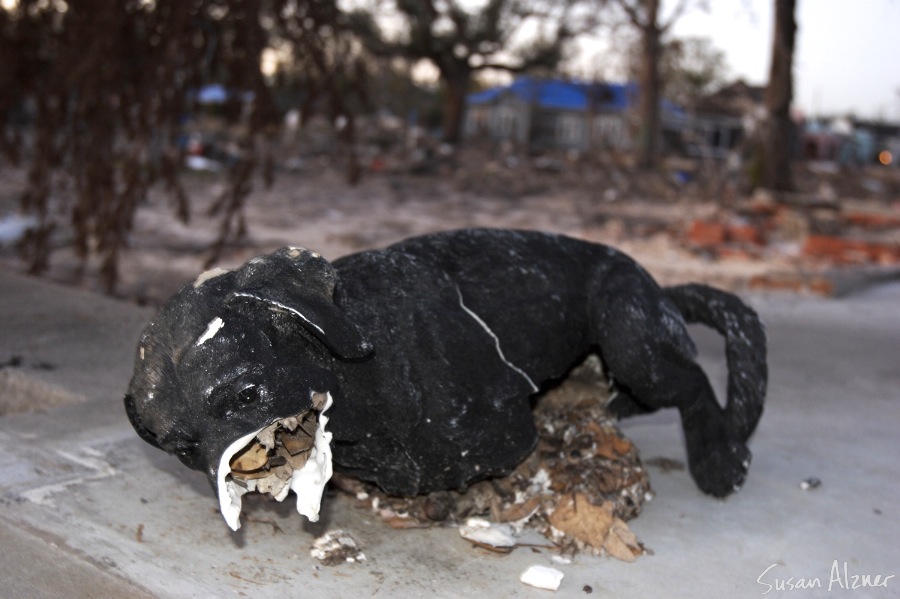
[5,0,894,120]
[666,0,900,120]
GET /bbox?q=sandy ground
[0,161,804,304]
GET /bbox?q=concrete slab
[1,269,898,598]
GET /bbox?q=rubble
[310,531,366,565]
[339,355,652,560]
[682,186,900,295]
[803,235,900,265]
[220,392,334,530]
[228,410,318,498]
[4,147,897,303]
[547,493,642,562]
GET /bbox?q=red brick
[748,274,834,296]
[843,211,900,229]
[687,220,726,248]
[803,235,900,265]
[807,278,835,296]
[718,247,757,261]
[726,223,764,245]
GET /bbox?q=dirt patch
[331,355,652,560]
[2,151,898,304]
[0,369,84,416]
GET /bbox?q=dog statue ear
[230,247,373,360]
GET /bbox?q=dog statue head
[124,247,372,530]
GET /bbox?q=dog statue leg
[590,264,752,497]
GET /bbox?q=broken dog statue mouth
[124,228,768,548]
[217,392,332,531]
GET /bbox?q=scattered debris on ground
[333,355,652,561]
[520,564,565,591]
[800,477,822,491]
[2,151,897,303]
[643,456,686,472]
[682,184,900,294]
[310,530,366,566]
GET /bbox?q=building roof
[692,79,765,117]
[468,76,683,117]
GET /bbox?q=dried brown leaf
[230,442,269,475]
[603,519,642,562]
[281,432,315,456]
[548,493,614,549]
[496,496,543,523]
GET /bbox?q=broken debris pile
[229,409,319,499]
[684,189,900,295]
[338,355,652,561]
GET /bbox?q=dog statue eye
[236,384,260,405]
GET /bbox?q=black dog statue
[125,229,767,530]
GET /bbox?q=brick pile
[684,193,900,295]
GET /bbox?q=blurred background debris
[0,0,896,298]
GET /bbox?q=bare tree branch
[1,0,356,291]
[351,0,605,143]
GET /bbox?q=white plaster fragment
[459,517,518,548]
[455,286,539,392]
[520,565,564,591]
[196,317,225,346]
[193,267,230,288]
[216,392,334,531]
[290,392,334,522]
[217,430,257,531]
[528,468,552,495]
[310,530,366,563]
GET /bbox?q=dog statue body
[125,229,767,529]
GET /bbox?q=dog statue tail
[665,284,768,443]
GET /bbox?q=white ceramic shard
[216,392,334,531]
[520,565,564,591]
[310,530,366,564]
[217,429,258,531]
[459,517,518,548]
[290,393,334,522]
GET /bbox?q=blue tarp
[197,84,228,104]
[192,84,255,104]
[468,77,683,118]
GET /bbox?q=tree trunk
[762,0,797,191]
[636,0,662,170]
[441,67,471,145]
